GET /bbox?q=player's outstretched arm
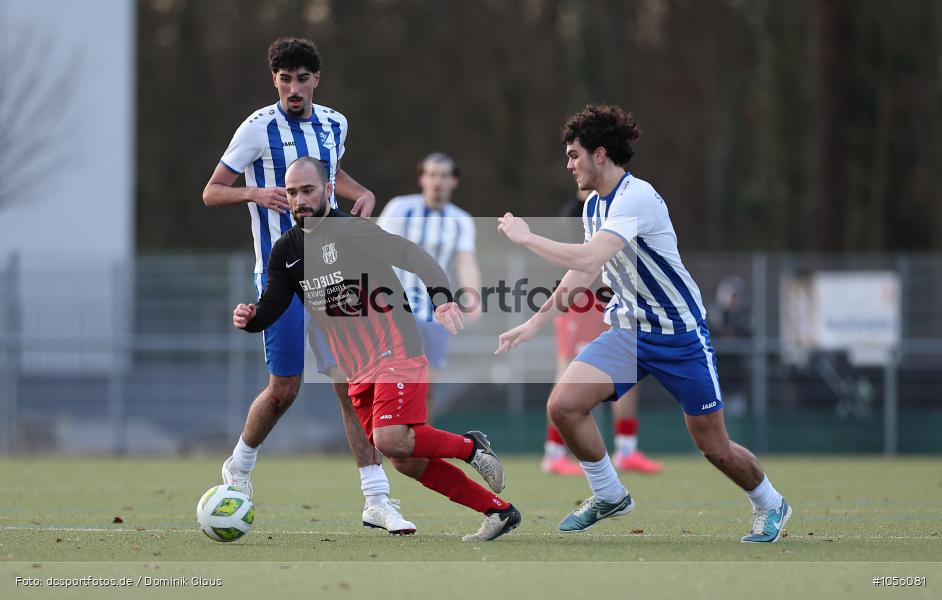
[237,243,298,333]
[335,169,375,218]
[495,268,597,354]
[497,212,623,273]
[202,164,290,214]
[353,218,457,315]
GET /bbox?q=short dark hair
[417,152,460,178]
[268,37,321,73]
[561,105,641,166]
[287,156,328,184]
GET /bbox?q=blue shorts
[415,318,450,369]
[574,322,723,416]
[254,273,337,377]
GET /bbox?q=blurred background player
[377,153,481,421]
[201,37,414,533]
[542,191,663,476]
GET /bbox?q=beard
[285,96,306,117]
[293,197,327,225]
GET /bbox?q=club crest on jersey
[318,130,335,149]
[322,242,338,264]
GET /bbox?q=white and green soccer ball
[196,484,254,542]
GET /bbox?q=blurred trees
[137,0,942,251]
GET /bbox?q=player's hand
[252,187,290,214]
[434,302,464,335]
[495,320,537,354]
[497,213,531,245]
[350,190,376,218]
[232,303,256,329]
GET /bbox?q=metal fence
[1,251,940,456]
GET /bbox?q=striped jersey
[584,172,707,334]
[376,194,475,321]
[219,101,347,274]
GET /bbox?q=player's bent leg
[549,361,633,532]
[684,409,791,543]
[547,361,614,461]
[334,369,414,532]
[222,374,302,497]
[332,380,382,467]
[242,374,302,445]
[684,409,762,489]
[407,457,520,541]
[372,424,416,459]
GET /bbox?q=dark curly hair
[268,37,321,73]
[561,105,641,166]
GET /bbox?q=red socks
[418,458,509,514]
[411,425,475,461]
[615,417,638,437]
[546,425,565,445]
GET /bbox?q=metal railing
[1,251,940,455]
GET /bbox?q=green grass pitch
[2,456,939,599]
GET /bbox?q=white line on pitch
[0,526,937,540]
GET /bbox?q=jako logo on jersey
[299,270,343,291]
[701,401,718,411]
[379,414,393,420]
[283,141,295,147]
[322,242,338,264]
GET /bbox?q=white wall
[0,0,135,373]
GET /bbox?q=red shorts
[348,357,429,442]
[554,308,609,361]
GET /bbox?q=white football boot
[362,498,416,535]
[221,456,254,498]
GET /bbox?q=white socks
[231,436,258,473]
[580,453,628,503]
[359,464,390,507]
[614,434,638,456]
[746,475,783,511]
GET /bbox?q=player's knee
[696,437,731,465]
[373,431,409,459]
[267,378,300,412]
[547,394,578,426]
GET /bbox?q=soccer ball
[196,484,254,542]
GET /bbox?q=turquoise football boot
[559,493,634,533]
[741,499,792,543]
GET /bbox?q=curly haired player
[497,105,790,542]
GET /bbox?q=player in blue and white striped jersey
[377,153,481,419]
[202,37,413,535]
[496,105,791,543]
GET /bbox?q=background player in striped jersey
[233,157,521,541]
[376,153,481,420]
[496,105,791,542]
[543,190,662,476]
[201,37,413,534]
